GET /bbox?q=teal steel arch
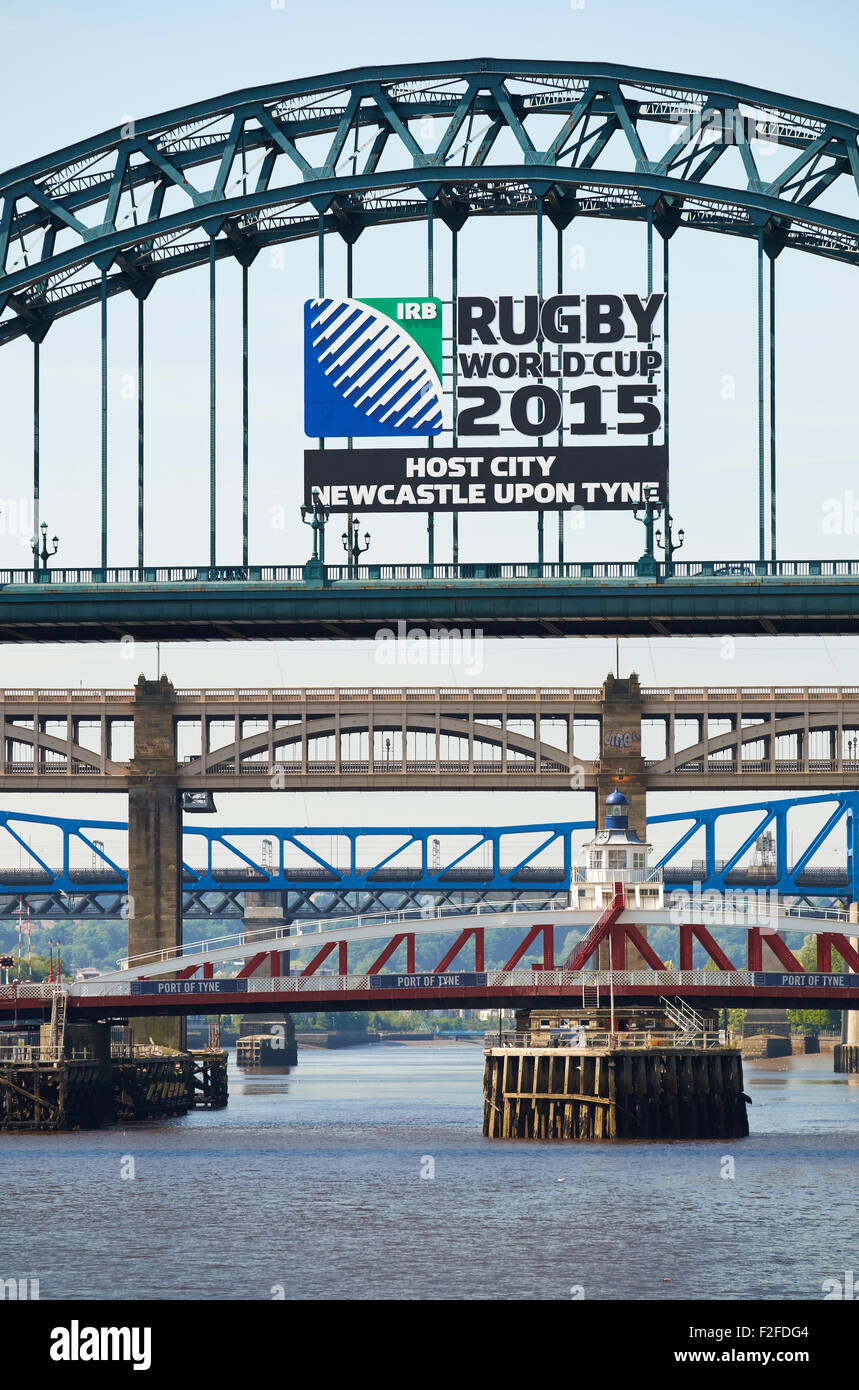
[2,58,859,344]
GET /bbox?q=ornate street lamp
[300,487,330,563]
[342,517,371,576]
[32,521,59,574]
[633,495,663,575]
[655,513,685,567]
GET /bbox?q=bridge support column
[40,1020,114,1122]
[847,921,859,1051]
[597,672,648,969]
[128,675,185,1051]
[484,1019,749,1140]
[238,892,295,1062]
[597,672,646,835]
[243,891,289,974]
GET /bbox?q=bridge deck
[0,570,858,641]
[3,972,858,1019]
[4,680,859,791]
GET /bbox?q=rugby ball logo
[304,295,444,437]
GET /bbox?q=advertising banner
[304,446,666,512]
[368,972,488,989]
[303,292,665,511]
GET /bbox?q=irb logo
[304,295,443,437]
[396,301,438,321]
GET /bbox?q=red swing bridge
[5,785,857,1024]
[2,887,858,1023]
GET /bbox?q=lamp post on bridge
[31,521,59,578]
[300,487,330,584]
[342,517,370,578]
[656,513,685,573]
[633,493,662,578]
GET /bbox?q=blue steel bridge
[1,61,859,639]
[0,790,855,921]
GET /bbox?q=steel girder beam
[1,572,859,640]
[0,792,856,901]
[2,59,859,344]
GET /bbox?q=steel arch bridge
[0,790,855,915]
[2,60,859,641]
[4,58,859,342]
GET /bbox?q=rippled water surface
[1,1045,857,1300]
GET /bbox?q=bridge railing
[69,968,762,998]
[5,683,857,703]
[782,904,850,922]
[0,982,66,1000]
[571,867,664,885]
[6,965,859,1003]
[112,896,580,972]
[3,560,859,588]
[0,1043,92,1062]
[485,1028,731,1050]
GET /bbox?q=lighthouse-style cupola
[574,788,662,909]
[604,788,630,831]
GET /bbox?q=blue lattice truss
[3,60,859,345]
[0,791,855,903]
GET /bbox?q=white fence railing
[783,904,849,922]
[115,896,579,971]
[571,867,664,885]
[487,1028,731,1051]
[4,966,857,1005]
[0,982,66,1001]
[0,1044,92,1062]
[64,968,760,998]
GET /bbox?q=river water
[1,1045,857,1301]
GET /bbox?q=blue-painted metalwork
[0,791,854,900]
[3,60,859,345]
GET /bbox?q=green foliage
[0,919,127,976]
[797,935,844,972]
[787,1009,838,1033]
[321,1011,371,1031]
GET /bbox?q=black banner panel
[304,446,667,513]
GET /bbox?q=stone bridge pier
[127,675,184,1051]
[597,672,649,970]
[596,672,646,836]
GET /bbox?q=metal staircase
[660,995,706,1043]
[565,882,626,971]
[581,983,600,1008]
[47,988,67,1061]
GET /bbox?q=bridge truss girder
[0,790,856,909]
[3,59,859,344]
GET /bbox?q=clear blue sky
[1,0,858,168]
[0,0,857,858]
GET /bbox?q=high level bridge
[4,675,859,794]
